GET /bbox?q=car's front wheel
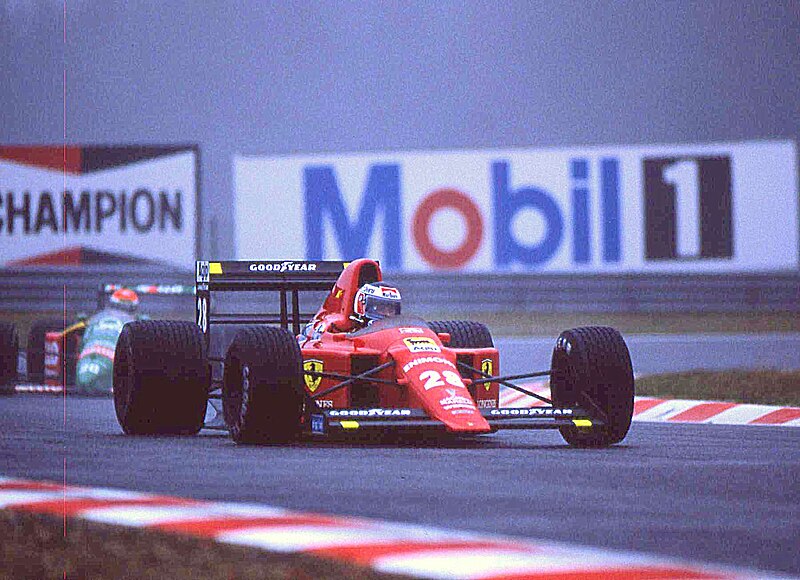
[550,326,634,448]
[222,326,304,444]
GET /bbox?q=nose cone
[76,355,113,395]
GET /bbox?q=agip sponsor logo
[403,337,441,353]
[235,141,798,273]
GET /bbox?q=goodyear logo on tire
[303,359,323,392]
[481,358,493,391]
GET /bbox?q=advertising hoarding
[235,140,798,273]
[0,145,199,267]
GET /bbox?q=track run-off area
[1,395,798,578]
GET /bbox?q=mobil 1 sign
[0,146,198,266]
[235,140,798,272]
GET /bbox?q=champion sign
[0,145,198,266]
[235,140,798,272]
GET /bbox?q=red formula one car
[112,259,634,447]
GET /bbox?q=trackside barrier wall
[0,266,798,314]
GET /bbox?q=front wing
[309,406,599,436]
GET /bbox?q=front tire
[113,320,209,435]
[0,322,19,395]
[550,326,634,448]
[223,326,304,444]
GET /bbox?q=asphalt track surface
[2,395,799,576]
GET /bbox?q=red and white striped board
[499,384,800,427]
[0,477,781,579]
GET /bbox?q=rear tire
[0,322,19,395]
[113,320,209,435]
[223,326,304,444]
[550,326,634,448]
[427,320,493,348]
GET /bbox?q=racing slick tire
[0,322,19,395]
[550,326,634,448]
[113,320,209,435]
[427,320,494,348]
[222,326,304,444]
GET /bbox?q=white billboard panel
[235,140,798,273]
[0,146,198,267]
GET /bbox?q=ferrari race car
[0,283,193,395]
[112,259,635,447]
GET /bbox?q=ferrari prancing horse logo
[481,358,493,391]
[303,359,323,392]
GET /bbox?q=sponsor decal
[477,399,497,408]
[0,145,198,267]
[402,356,456,373]
[490,408,574,416]
[45,339,59,355]
[235,141,798,273]
[380,286,400,299]
[79,344,115,361]
[196,261,210,283]
[96,319,122,331]
[403,336,440,353]
[316,399,334,409]
[303,359,324,392]
[439,389,477,412]
[328,408,412,417]
[249,261,318,272]
[311,414,325,434]
[399,327,426,334]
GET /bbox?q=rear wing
[97,283,195,310]
[195,260,349,342]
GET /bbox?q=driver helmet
[353,282,401,325]
[109,288,139,312]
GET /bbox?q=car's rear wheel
[0,322,19,395]
[113,320,209,435]
[427,320,493,348]
[223,326,304,444]
[550,326,634,448]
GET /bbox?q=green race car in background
[1,284,194,395]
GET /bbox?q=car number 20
[419,369,464,390]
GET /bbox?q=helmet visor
[364,295,401,320]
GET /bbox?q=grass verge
[0,509,401,580]
[635,370,800,407]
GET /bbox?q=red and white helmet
[109,288,139,312]
[353,282,401,324]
